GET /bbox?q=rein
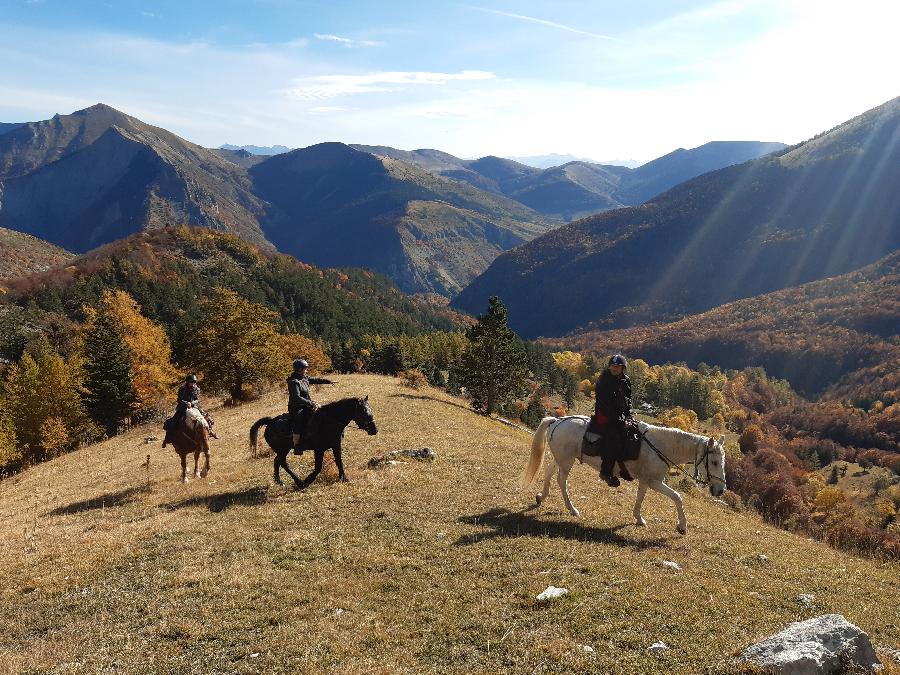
[639,428,712,486]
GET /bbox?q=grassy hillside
[0,227,72,279]
[1,374,897,673]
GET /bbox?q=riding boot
[618,462,634,482]
[292,433,304,456]
[599,457,620,487]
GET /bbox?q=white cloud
[314,33,386,48]
[474,6,623,42]
[282,70,495,100]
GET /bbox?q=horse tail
[521,416,557,486]
[249,417,273,457]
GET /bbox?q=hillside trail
[0,374,897,674]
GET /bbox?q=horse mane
[317,397,362,415]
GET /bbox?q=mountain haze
[453,97,900,338]
[354,141,785,221]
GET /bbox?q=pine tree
[455,297,528,414]
[82,307,137,436]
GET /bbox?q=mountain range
[0,103,782,297]
[453,96,900,339]
[0,226,72,279]
[351,141,784,221]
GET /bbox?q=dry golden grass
[1,374,898,674]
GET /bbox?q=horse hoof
[339,476,350,483]
[677,525,687,535]
[200,470,208,479]
[182,478,189,484]
[635,517,647,527]
[535,494,543,506]
[570,509,582,519]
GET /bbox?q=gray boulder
[740,614,881,674]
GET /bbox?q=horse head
[353,396,378,435]
[696,435,727,497]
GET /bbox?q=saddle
[581,418,642,460]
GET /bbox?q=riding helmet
[185,374,198,383]
[609,354,627,368]
[293,358,309,370]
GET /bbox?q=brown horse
[168,408,211,483]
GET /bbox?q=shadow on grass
[163,486,269,513]
[48,485,147,516]
[454,507,669,549]
[390,392,473,413]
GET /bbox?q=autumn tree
[99,290,179,415]
[0,338,97,465]
[191,289,287,400]
[82,305,137,435]
[454,297,528,414]
[279,333,332,375]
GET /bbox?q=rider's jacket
[594,369,632,425]
[177,383,200,410]
[287,373,333,414]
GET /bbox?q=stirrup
[599,472,620,487]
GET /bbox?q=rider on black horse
[288,358,335,454]
[593,354,634,487]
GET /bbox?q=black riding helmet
[293,358,309,371]
[185,374,198,383]
[609,354,627,368]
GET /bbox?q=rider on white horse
[592,354,634,487]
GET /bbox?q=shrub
[399,369,428,390]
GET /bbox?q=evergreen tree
[82,307,137,436]
[455,297,528,414]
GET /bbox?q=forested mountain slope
[454,97,900,338]
[251,142,552,296]
[0,227,466,362]
[554,251,900,397]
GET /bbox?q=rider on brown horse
[288,358,334,454]
[163,374,216,447]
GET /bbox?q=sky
[1,0,898,162]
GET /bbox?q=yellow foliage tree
[0,338,98,465]
[279,334,332,374]
[0,415,19,470]
[85,291,180,416]
[658,406,699,431]
[191,289,288,400]
[551,351,586,379]
[814,485,847,513]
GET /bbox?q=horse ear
[364,395,368,401]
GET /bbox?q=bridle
[354,401,377,433]
[640,429,724,488]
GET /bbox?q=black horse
[249,396,378,489]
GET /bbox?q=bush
[399,369,428,390]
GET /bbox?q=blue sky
[1,0,898,161]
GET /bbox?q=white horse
[522,416,726,534]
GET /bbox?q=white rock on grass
[739,614,881,674]
[797,593,815,608]
[661,560,682,571]
[648,641,669,654]
[536,586,568,601]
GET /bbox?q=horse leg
[556,457,581,518]
[633,481,649,527]
[334,446,348,483]
[649,479,687,534]
[200,451,210,478]
[180,453,188,483]
[279,452,304,488]
[273,452,283,485]
[193,451,201,479]
[300,450,324,489]
[536,453,556,507]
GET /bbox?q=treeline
[0,287,334,473]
